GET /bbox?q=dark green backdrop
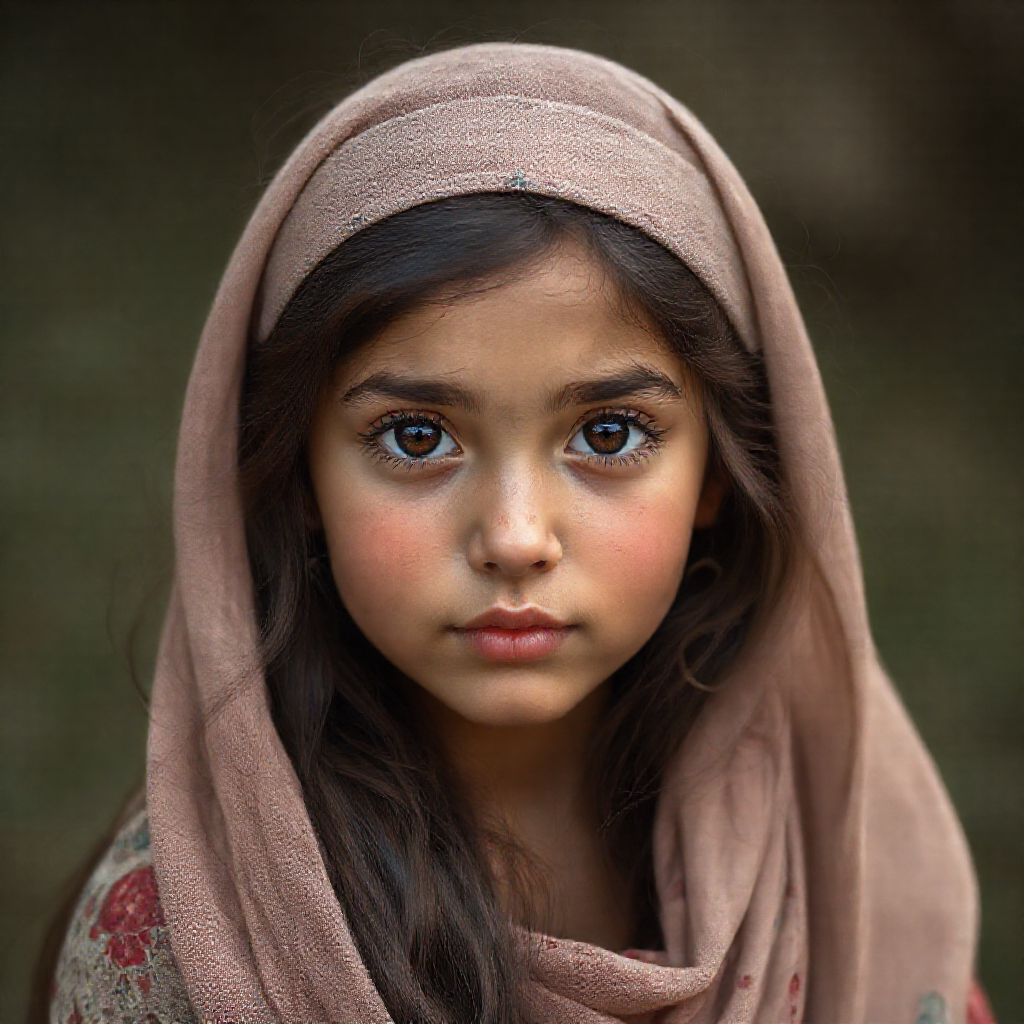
[1,2,1020,1020]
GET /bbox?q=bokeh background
[1,2,1020,1019]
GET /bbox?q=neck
[422,684,608,837]
[415,688,606,864]
[417,682,634,948]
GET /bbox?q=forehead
[335,244,682,401]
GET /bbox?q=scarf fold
[147,43,977,1024]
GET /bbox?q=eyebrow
[342,371,481,413]
[549,365,683,411]
[341,363,683,415]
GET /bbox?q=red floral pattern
[51,810,198,1023]
[88,865,165,967]
[788,971,802,1021]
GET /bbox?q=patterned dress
[51,810,197,1024]
[51,812,998,1024]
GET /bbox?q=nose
[466,473,563,578]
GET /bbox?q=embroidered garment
[107,41,983,1024]
[51,810,196,1024]
[52,813,997,1024]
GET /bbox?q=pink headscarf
[147,43,978,1023]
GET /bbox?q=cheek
[599,505,692,588]
[574,491,695,637]
[321,487,451,628]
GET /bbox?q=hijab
[147,43,978,1023]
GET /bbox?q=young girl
[43,43,989,1024]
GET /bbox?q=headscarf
[147,43,978,1024]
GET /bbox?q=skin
[308,242,724,950]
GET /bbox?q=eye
[566,410,656,460]
[369,413,460,463]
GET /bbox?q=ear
[693,462,728,529]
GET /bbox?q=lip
[453,606,574,662]
[461,606,570,631]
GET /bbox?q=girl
[44,43,987,1024]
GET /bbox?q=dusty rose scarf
[147,44,978,1023]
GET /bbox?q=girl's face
[308,243,722,728]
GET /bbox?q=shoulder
[51,808,199,1024]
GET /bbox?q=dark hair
[239,192,792,1024]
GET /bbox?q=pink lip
[453,606,574,663]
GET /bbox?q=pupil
[396,421,441,457]
[584,415,629,455]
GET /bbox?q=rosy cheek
[324,496,449,623]
[579,497,693,614]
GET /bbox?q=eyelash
[565,407,666,468]
[358,407,666,471]
[358,411,461,471]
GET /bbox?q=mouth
[451,606,575,663]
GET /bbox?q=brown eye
[566,410,657,462]
[582,414,629,454]
[395,420,442,457]
[376,415,459,462]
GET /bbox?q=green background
[1,2,1020,1020]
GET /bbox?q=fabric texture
[144,43,979,1023]
[51,809,196,1024]
[50,814,996,1024]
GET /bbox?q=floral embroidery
[89,865,165,967]
[49,809,993,1024]
[788,972,802,1022]
[916,991,949,1024]
[114,817,152,852]
[504,168,532,190]
[50,809,198,1024]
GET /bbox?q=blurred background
[0,2,1020,1019]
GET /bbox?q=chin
[446,675,592,728]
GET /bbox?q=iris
[582,414,630,455]
[395,420,443,457]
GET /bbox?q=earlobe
[693,464,728,529]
